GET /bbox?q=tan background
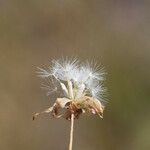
[0,0,150,150]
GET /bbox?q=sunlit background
[0,0,150,150]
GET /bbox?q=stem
[69,113,74,150]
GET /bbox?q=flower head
[33,58,106,120]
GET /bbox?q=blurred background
[0,0,150,150]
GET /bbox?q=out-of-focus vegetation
[0,0,150,150]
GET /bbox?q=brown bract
[33,96,104,120]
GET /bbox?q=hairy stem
[69,113,74,150]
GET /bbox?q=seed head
[34,58,106,120]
